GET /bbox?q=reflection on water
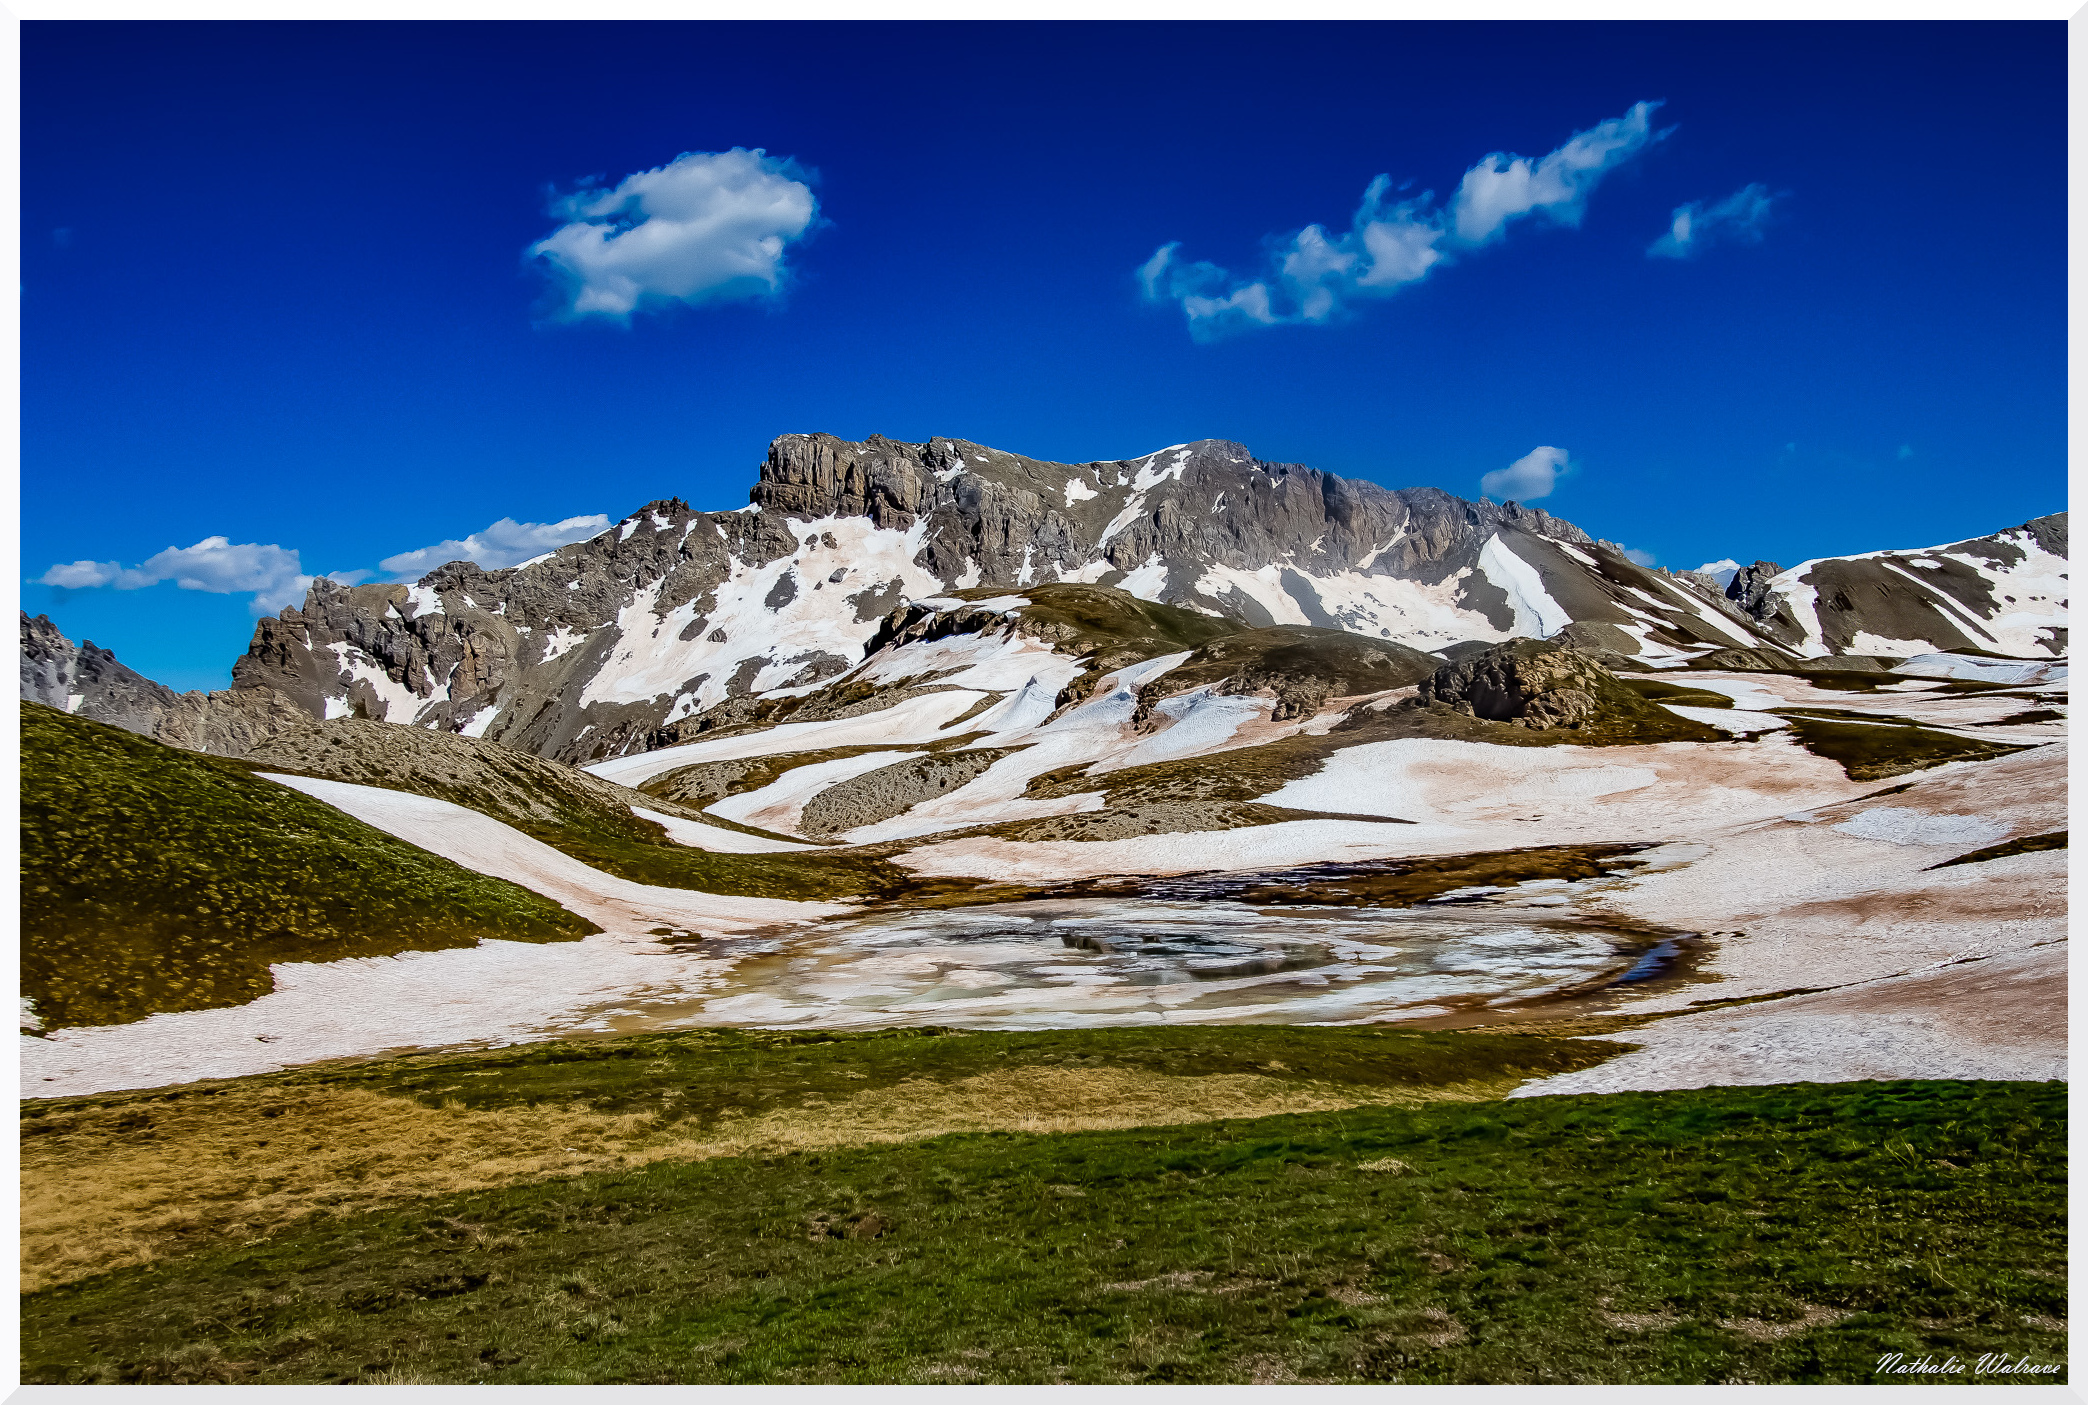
[575,898,1644,1035]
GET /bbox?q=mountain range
[25,433,2069,762]
[21,426,2068,1127]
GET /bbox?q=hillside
[21,706,597,1030]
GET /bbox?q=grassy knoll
[242,715,1015,904]
[21,1075,2064,1385]
[20,705,595,1029]
[1779,717,2030,781]
[1620,677,1739,709]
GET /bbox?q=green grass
[1154,626,1441,715]
[19,705,597,1029]
[1621,677,1738,709]
[22,1078,2065,1384]
[944,583,1240,699]
[1780,717,2031,781]
[958,582,1240,660]
[177,1022,1622,1125]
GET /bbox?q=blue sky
[23,20,2065,690]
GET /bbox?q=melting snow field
[22,776,851,1098]
[582,689,988,788]
[21,933,746,1099]
[21,664,2066,1100]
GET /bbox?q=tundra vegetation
[18,1024,2066,1385]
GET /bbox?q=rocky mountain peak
[34,431,2060,768]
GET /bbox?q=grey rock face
[1418,638,1608,729]
[207,432,2065,764]
[1725,561,1786,619]
[20,612,304,757]
[21,612,177,736]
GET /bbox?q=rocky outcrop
[797,749,1021,838]
[1412,638,1701,739]
[1724,561,1785,619]
[20,612,305,758]
[1419,639,1609,729]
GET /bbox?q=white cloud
[1450,102,1666,246]
[379,515,612,580]
[1647,182,1777,260]
[531,148,818,322]
[1622,547,1658,567]
[37,536,314,615]
[33,514,609,618]
[1141,103,1666,338]
[1480,445,1570,502]
[37,560,122,588]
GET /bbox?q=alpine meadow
[18,19,2066,1388]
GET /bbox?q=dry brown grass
[23,1066,1517,1292]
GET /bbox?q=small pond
[581,896,1667,1034]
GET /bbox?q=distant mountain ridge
[24,433,2067,762]
[20,611,305,754]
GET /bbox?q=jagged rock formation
[37,434,2065,768]
[21,612,177,734]
[1724,561,1785,618]
[209,435,1845,764]
[21,612,305,757]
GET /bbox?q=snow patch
[576,514,944,720]
[1892,654,2069,686]
[1830,807,2012,848]
[538,625,588,664]
[1476,535,1570,639]
[709,751,922,835]
[325,642,432,723]
[896,819,1462,883]
[582,690,990,788]
[1662,704,1789,734]
[1117,553,1169,601]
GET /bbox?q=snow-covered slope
[175,432,2065,764]
[1737,514,2068,660]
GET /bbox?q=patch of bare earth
[1718,1304,1851,1340]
